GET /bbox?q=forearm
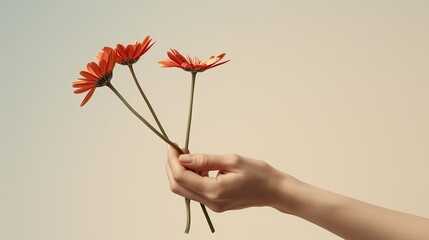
[274,175,429,240]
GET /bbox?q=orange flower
[158,49,229,73]
[72,49,116,107]
[98,36,155,65]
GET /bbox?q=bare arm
[165,146,429,240]
[283,179,429,240]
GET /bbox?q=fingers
[178,153,241,172]
[165,159,207,204]
[167,144,181,159]
[167,147,219,195]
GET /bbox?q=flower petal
[173,49,188,64]
[204,57,220,66]
[80,88,96,107]
[79,71,98,81]
[167,50,181,64]
[158,60,180,68]
[72,81,96,88]
[159,49,229,72]
[76,77,97,82]
[205,60,230,70]
[99,59,107,74]
[96,47,113,61]
[133,43,143,59]
[116,44,127,61]
[144,40,155,54]
[125,45,134,60]
[88,62,102,78]
[106,50,116,72]
[74,86,94,94]
[217,53,226,59]
[141,36,151,48]
[140,36,154,54]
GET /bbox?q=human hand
[165,145,291,213]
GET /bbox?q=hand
[166,145,429,240]
[165,145,290,212]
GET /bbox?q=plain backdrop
[1,0,428,239]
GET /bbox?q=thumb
[178,154,233,171]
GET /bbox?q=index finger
[167,146,218,195]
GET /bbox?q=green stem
[107,83,183,154]
[183,72,215,233]
[125,69,198,233]
[184,72,197,151]
[183,72,197,233]
[184,198,191,234]
[128,64,168,138]
[201,203,215,233]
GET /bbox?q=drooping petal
[80,88,96,107]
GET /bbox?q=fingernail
[179,154,193,163]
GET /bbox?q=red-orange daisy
[158,49,229,73]
[72,49,117,107]
[98,36,155,65]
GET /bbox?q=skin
[165,146,429,240]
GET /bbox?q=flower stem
[184,72,197,151]
[183,72,197,233]
[107,83,183,154]
[201,203,215,233]
[183,72,215,233]
[184,198,191,234]
[128,64,168,138]
[108,81,214,233]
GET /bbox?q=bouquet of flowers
[72,35,229,233]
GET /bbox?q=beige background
[1,0,428,239]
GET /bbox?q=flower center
[96,72,113,87]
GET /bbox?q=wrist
[269,170,303,214]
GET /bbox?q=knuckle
[169,182,181,194]
[200,154,211,169]
[206,191,218,202]
[172,173,185,186]
[205,187,223,202]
